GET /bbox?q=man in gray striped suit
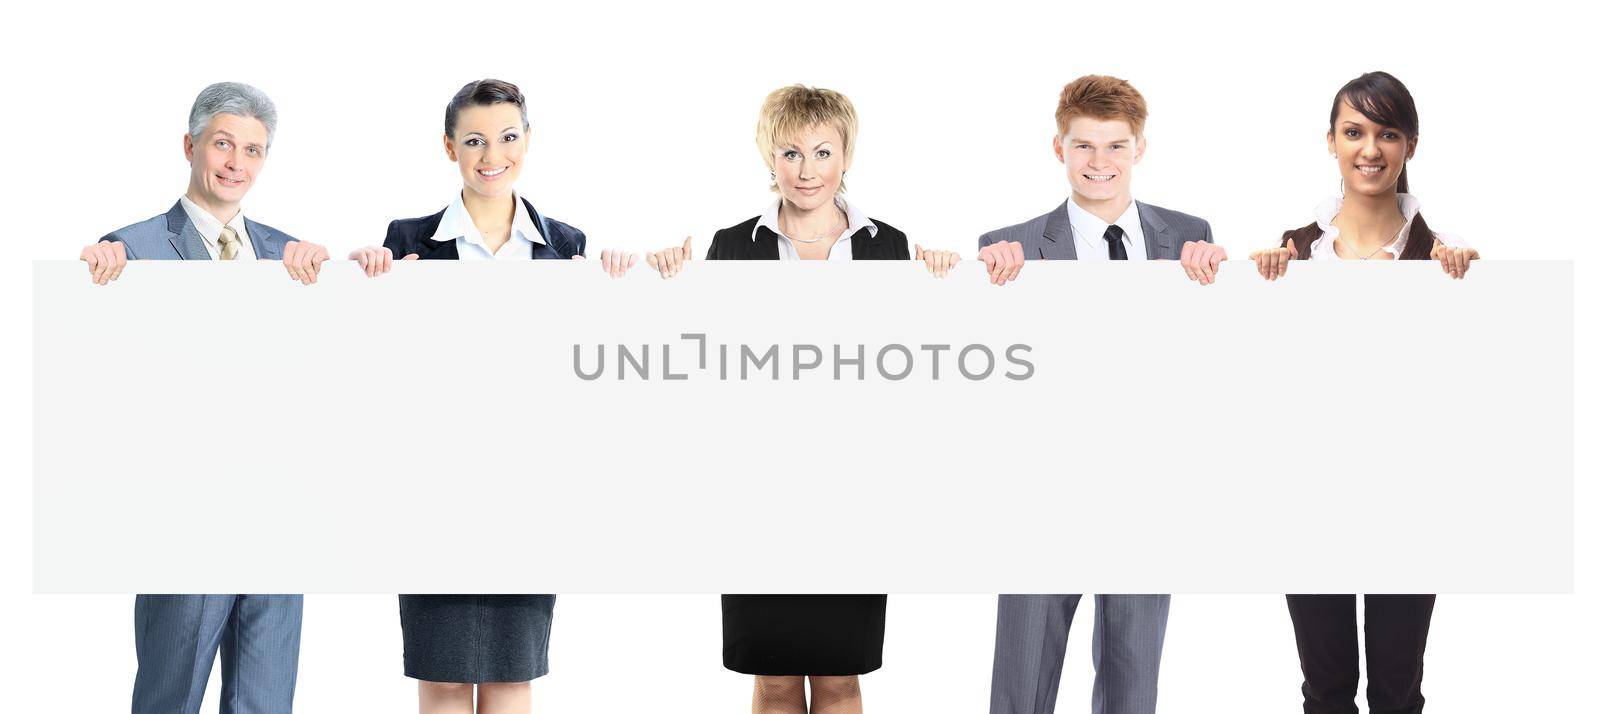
[83,82,328,714]
[979,76,1225,714]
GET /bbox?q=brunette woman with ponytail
[1250,71,1478,281]
[1257,71,1464,714]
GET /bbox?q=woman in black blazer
[349,77,634,714]
[646,85,957,714]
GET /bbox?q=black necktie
[1103,225,1128,260]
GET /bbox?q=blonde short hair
[755,85,858,193]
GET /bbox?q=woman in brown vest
[1251,71,1471,714]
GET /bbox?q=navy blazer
[705,216,909,260]
[101,200,297,260]
[383,196,586,260]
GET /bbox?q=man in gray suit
[979,76,1226,714]
[77,82,327,714]
[79,82,328,285]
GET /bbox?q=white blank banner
[33,260,1573,593]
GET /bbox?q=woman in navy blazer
[349,78,634,714]
[350,80,635,276]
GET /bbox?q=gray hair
[187,82,278,148]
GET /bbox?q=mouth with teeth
[1355,164,1386,176]
[1082,174,1117,182]
[215,174,245,187]
[476,166,509,179]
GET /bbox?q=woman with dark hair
[1252,71,1462,714]
[1249,70,1477,280]
[348,78,635,714]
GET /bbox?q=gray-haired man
[79,81,328,284]
[79,82,318,714]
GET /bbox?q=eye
[1381,131,1400,140]
[815,148,831,159]
[465,137,484,147]
[215,140,230,150]
[1344,128,1360,139]
[782,150,801,161]
[1110,144,1125,151]
[502,132,520,143]
[247,147,260,157]
[1075,143,1091,150]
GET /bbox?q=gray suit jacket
[101,200,297,260]
[978,200,1211,259]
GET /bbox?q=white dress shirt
[753,196,877,261]
[431,192,546,260]
[179,196,257,260]
[1066,196,1147,260]
[1308,193,1465,260]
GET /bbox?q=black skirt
[721,595,887,675]
[399,594,555,683]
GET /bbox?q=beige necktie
[218,226,241,260]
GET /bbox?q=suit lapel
[519,197,562,258]
[415,236,461,260]
[163,201,211,260]
[1136,202,1174,259]
[751,226,780,260]
[244,218,287,260]
[849,226,880,260]
[1039,200,1077,260]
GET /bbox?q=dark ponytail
[1283,71,1436,259]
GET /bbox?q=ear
[1052,134,1065,164]
[1406,135,1418,161]
[442,133,457,162]
[183,133,195,163]
[1133,135,1147,164]
[1326,130,1336,157]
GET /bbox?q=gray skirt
[399,594,555,683]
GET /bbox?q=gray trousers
[990,595,1171,714]
[132,594,303,714]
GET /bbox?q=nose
[1087,148,1110,169]
[798,157,816,180]
[1359,135,1382,159]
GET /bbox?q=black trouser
[1285,594,1436,714]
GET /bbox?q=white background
[3,0,1596,711]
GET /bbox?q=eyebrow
[781,140,835,148]
[1067,137,1133,144]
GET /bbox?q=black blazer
[704,215,909,260]
[383,196,586,260]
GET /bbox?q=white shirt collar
[1311,193,1423,259]
[178,195,250,252]
[1066,196,1143,254]
[752,195,877,243]
[430,191,547,248]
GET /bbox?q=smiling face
[444,102,527,199]
[1327,100,1415,198]
[1053,116,1144,209]
[772,123,848,212]
[184,112,269,216]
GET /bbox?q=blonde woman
[646,85,956,714]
